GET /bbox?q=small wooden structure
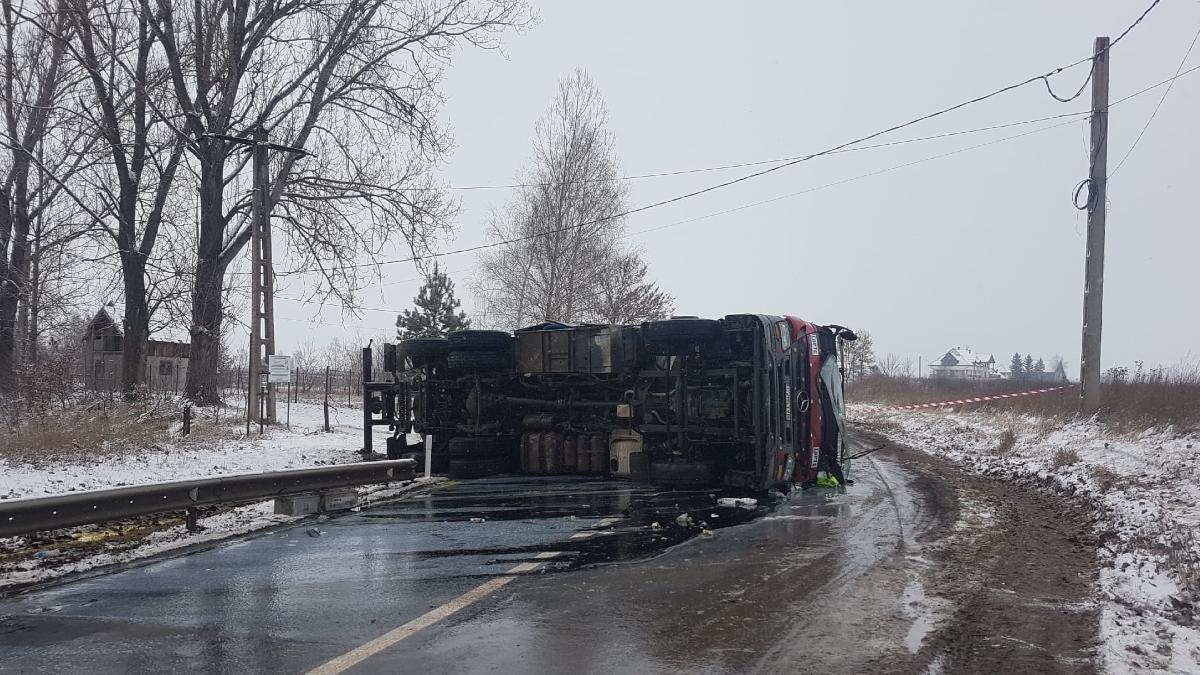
[81,304,192,392]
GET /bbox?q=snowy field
[0,401,378,500]
[851,403,1200,675]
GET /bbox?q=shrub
[1052,448,1081,468]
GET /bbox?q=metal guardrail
[0,459,415,538]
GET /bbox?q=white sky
[265,1,1199,376]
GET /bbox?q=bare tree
[842,329,876,381]
[0,0,76,391]
[477,69,669,329]
[876,352,914,378]
[134,0,530,405]
[60,0,189,396]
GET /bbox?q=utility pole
[1080,36,1110,415]
[207,127,305,430]
[247,125,269,428]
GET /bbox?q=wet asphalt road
[0,454,940,674]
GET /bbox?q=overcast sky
[268,1,1199,377]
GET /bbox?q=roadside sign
[268,355,292,383]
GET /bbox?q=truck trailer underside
[362,315,852,491]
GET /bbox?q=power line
[274,118,1087,318]
[429,111,1086,192]
[278,0,1161,276]
[273,61,1200,320]
[415,0,1163,194]
[274,59,1200,317]
[626,116,1089,239]
[1111,22,1200,176]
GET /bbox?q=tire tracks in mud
[858,429,1102,675]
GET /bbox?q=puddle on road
[354,477,841,570]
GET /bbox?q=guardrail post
[424,434,432,480]
[185,507,200,533]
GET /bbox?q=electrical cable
[280,0,1161,276]
[274,115,1088,318]
[429,111,1087,192]
[1111,21,1200,176]
[276,60,1200,318]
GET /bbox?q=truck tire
[448,455,512,479]
[447,349,510,372]
[449,436,512,459]
[399,337,448,362]
[447,330,512,351]
[642,318,721,347]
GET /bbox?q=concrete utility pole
[248,125,275,426]
[1080,37,1110,415]
[206,127,305,430]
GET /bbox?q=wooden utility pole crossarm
[1080,36,1110,415]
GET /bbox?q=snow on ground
[0,400,436,590]
[851,403,1200,675]
[0,401,376,500]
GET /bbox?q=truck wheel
[399,338,448,363]
[642,318,721,347]
[447,349,510,372]
[447,330,512,351]
[448,455,512,479]
[449,436,513,459]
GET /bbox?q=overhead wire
[273,117,1091,319]
[426,111,1087,192]
[1111,20,1200,176]
[275,60,1200,319]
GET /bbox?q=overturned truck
[362,315,855,490]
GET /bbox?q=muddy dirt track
[0,431,1099,674]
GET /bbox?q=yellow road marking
[305,519,618,675]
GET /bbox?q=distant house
[81,304,191,392]
[928,347,998,380]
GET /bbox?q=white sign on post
[268,355,292,383]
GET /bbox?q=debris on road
[717,497,757,509]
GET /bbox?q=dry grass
[1051,448,1081,468]
[995,426,1017,454]
[1090,466,1122,491]
[0,399,180,466]
[850,362,1200,433]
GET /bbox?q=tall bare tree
[477,69,671,329]
[62,0,188,396]
[139,0,529,404]
[0,0,77,391]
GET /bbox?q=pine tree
[1024,354,1035,374]
[1034,357,1045,373]
[396,263,470,340]
[1010,352,1023,377]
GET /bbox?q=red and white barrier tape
[862,384,1078,412]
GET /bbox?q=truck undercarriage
[363,315,854,491]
